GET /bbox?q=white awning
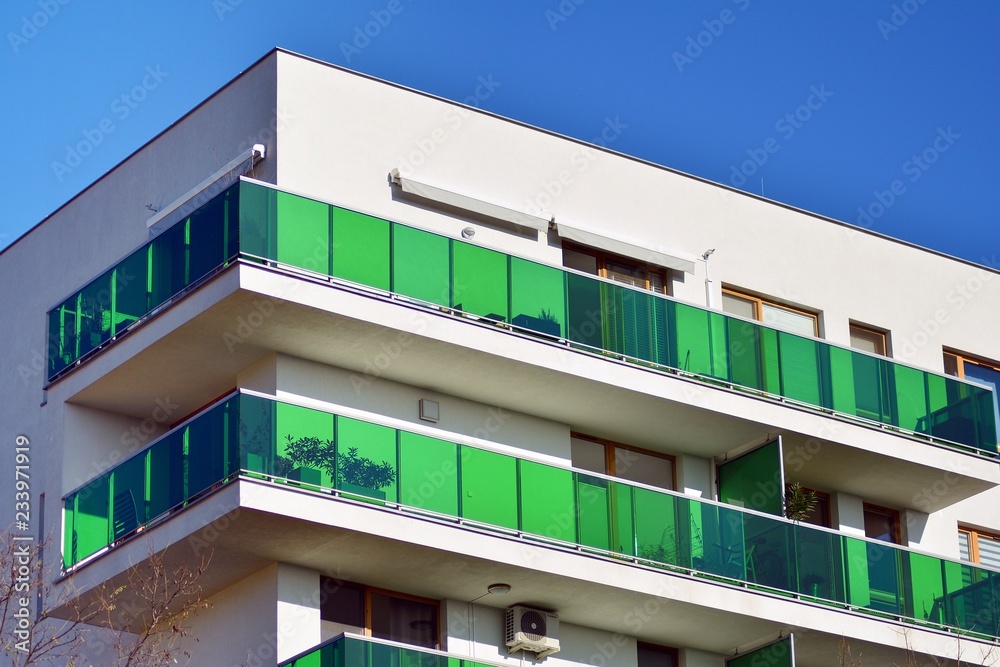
[556,222,696,274]
[391,169,551,232]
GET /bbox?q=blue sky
[2,1,997,265]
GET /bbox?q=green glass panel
[865,541,902,614]
[72,475,110,563]
[851,352,884,420]
[749,515,795,590]
[48,302,76,378]
[62,498,75,569]
[906,552,944,622]
[612,482,636,556]
[565,271,603,349]
[576,474,611,550]
[828,346,858,416]
[146,430,186,520]
[460,447,517,529]
[792,523,840,600]
[621,288,651,360]
[777,333,821,405]
[727,316,760,388]
[188,185,234,280]
[111,454,146,540]
[277,402,336,487]
[186,401,232,497]
[893,364,927,432]
[633,487,681,566]
[392,224,450,306]
[113,248,149,335]
[240,393,276,475]
[147,219,189,307]
[717,439,783,516]
[509,258,565,338]
[727,637,793,667]
[276,191,332,273]
[76,268,115,357]
[451,242,508,321]
[519,461,575,541]
[239,180,277,259]
[332,208,390,289]
[696,502,746,579]
[843,537,872,607]
[758,327,782,395]
[673,302,713,375]
[399,432,458,515]
[336,417,398,502]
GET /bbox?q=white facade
[3,48,1000,666]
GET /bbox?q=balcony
[280,633,506,667]
[45,179,998,455]
[63,392,1000,640]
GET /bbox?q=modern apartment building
[4,48,1000,666]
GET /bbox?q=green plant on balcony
[336,446,396,491]
[784,482,818,523]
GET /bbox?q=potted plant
[336,446,396,500]
[784,482,818,523]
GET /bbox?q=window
[320,579,439,649]
[959,527,1000,569]
[638,642,678,666]
[944,350,1000,430]
[721,288,819,337]
[796,489,831,528]
[863,503,901,544]
[571,434,675,490]
[563,243,668,294]
[849,323,890,357]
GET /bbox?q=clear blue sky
[2,1,997,265]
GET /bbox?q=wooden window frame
[944,349,1000,379]
[562,241,670,295]
[321,579,441,650]
[637,641,679,665]
[863,502,902,545]
[721,286,820,336]
[571,432,677,490]
[849,322,890,357]
[959,525,1000,564]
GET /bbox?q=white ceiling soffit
[556,222,697,274]
[391,169,551,232]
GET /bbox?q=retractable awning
[556,222,696,274]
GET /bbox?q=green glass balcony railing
[46,179,999,454]
[280,633,500,667]
[63,392,1000,640]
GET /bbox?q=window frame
[863,502,902,545]
[637,641,679,666]
[562,241,670,295]
[721,286,820,337]
[570,432,677,490]
[320,579,441,650]
[849,322,891,357]
[958,525,1000,565]
[944,349,1000,380]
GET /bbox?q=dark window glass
[370,592,438,649]
[319,579,365,627]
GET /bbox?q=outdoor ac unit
[505,605,560,659]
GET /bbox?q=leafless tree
[0,526,213,666]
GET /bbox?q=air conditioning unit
[505,605,560,659]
